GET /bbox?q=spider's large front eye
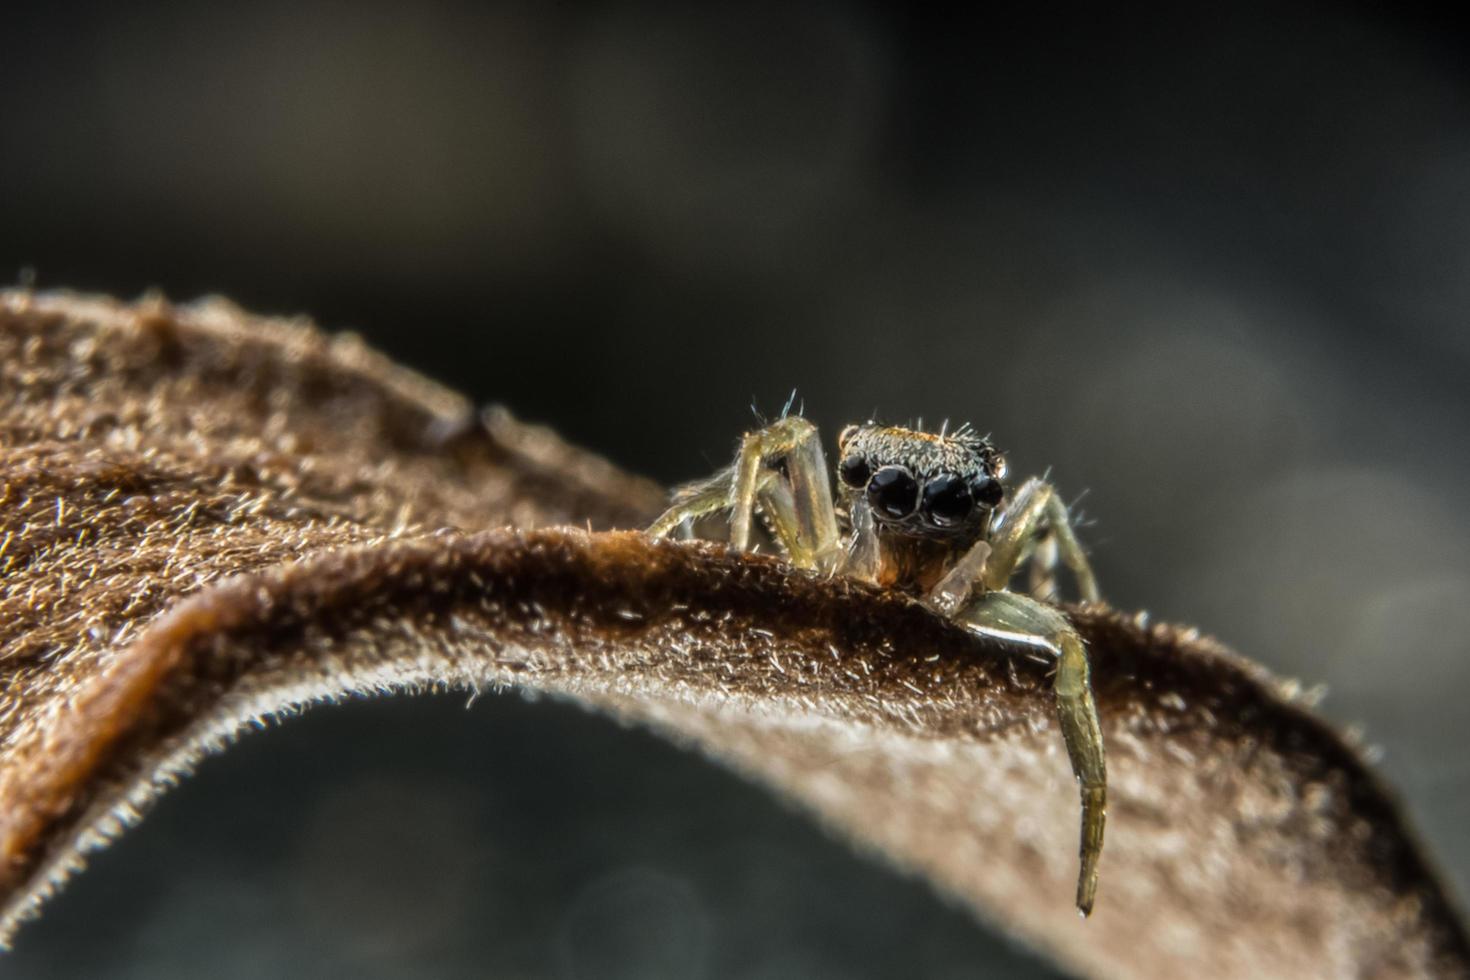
[867,465,919,519]
[921,474,973,526]
[839,455,871,488]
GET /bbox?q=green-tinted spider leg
[648,417,843,573]
[648,465,797,545]
[985,477,1099,602]
[728,417,841,571]
[647,466,740,539]
[955,590,1106,916]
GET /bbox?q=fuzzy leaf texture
[0,291,1466,978]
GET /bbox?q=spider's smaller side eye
[971,475,1005,508]
[839,455,871,488]
[921,473,973,526]
[867,465,919,518]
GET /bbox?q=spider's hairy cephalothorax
[646,413,1107,916]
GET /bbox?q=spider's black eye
[839,455,871,488]
[867,465,919,519]
[921,474,973,526]
[972,475,1005,508]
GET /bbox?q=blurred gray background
[4,2,1470,977]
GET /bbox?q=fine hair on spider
[647,412,1106,916]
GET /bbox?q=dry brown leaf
[0,290,1466,978]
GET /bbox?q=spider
[646,412,1106,916]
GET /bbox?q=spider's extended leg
[986,477,1099,602]
[646,466,739,538]
[647,417,843,573]
[955,590,1106,916]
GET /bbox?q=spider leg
[728,417,836,562]
[838,497,882,585]
[648,417,842,573]
[1027,531,1060,601]
[954,590,1106,916]
[647,467,804,553]
[986,477,1099,602]
[647,466,741,539]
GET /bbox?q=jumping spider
[647,414,1106,916]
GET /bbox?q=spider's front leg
[954,591,1106,917]
[988,477,1099,602]
[921,476,1105,915]
[647,416,844,573]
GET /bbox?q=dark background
[5,2,1470,977]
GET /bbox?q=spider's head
[835,423,1005,540]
